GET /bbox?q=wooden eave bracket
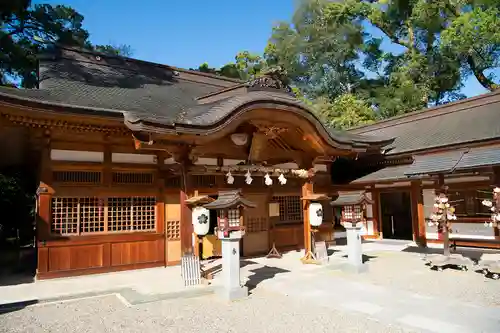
[301,193,331,201]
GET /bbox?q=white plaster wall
[51,149,104,162]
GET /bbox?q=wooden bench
[450,238,500,251]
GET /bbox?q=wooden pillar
[410,180,427,247]
[370,186,381,238]
[37,135,52,276]
[156,152,166,265]
[302,179,313,257]
[180,161,193,254]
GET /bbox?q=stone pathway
[256,267,500,333]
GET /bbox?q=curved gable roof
[0,45,393,152]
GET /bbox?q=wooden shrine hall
[0,45,393,279]
[1,45,499,279]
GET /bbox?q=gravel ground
[330,250,500,307]
[0,290,419,333]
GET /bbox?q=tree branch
[467,56,499,91]
[371,22,409,49]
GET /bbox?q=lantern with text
[203,189,256,239]
[331,191,373,226]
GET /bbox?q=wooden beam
[248,132,268,163]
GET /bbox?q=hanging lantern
[264,173,273,186]
[309,202,323,227]
[192,206,210,236]
[226,171,234,184]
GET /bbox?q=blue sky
[34,0,491,97]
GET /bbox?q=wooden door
[242,194,270,257]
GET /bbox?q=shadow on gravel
[0,299,38,315]
[340,254,377,263]
[245,265,290,293]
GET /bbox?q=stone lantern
[330,191,374,273]
[203,189,256,300]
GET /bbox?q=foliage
[313,94,376,129]
[260,0,499,126]
[0,167,36,247]
[0,1,132,87]
[193,51,266,80]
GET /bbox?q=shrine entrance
[380,191,413,240]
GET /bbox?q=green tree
[0,1,132,87]
[194,50,267,80]
[314,93,376,129]
[265,0,499,122]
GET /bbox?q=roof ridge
[51,44,243,86]
[349,89,500,134]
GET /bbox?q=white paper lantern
[192,206,210,235]
[309,202,323,227]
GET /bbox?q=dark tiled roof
[404,150,466,177]
[0,45,393,151]
[331,191,374,206]
[350,164,412,184]
[455,146,500,171]
[349,90,500,155]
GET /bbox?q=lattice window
[272,196,303,223]
[246,217,268,232]
[228,209,240,227]
[166,220,181,240]
[51,197,79,235]
[132,197,156,231]
[108,197,132,232]
[80,198,105,233]
[107,197,156,232]
[342,205,362,221]
[53,171,101,185]
[51,197,104,235]
[112,171,154,185]
[343,206,353,220]
[193,175,217,188]
[165,176,181,188]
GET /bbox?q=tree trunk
[442,226,451,257]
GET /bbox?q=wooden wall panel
[243,231,268,256]
[167,240,181,264]
[274,225,303,249]
[110,240,161,266]
[48,244,104,271]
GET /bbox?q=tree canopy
[200,0,499,129]
[0,0,132,87]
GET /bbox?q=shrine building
[0,45,498,279]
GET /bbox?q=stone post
[345,221,364,270]
[216,229,248,301]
